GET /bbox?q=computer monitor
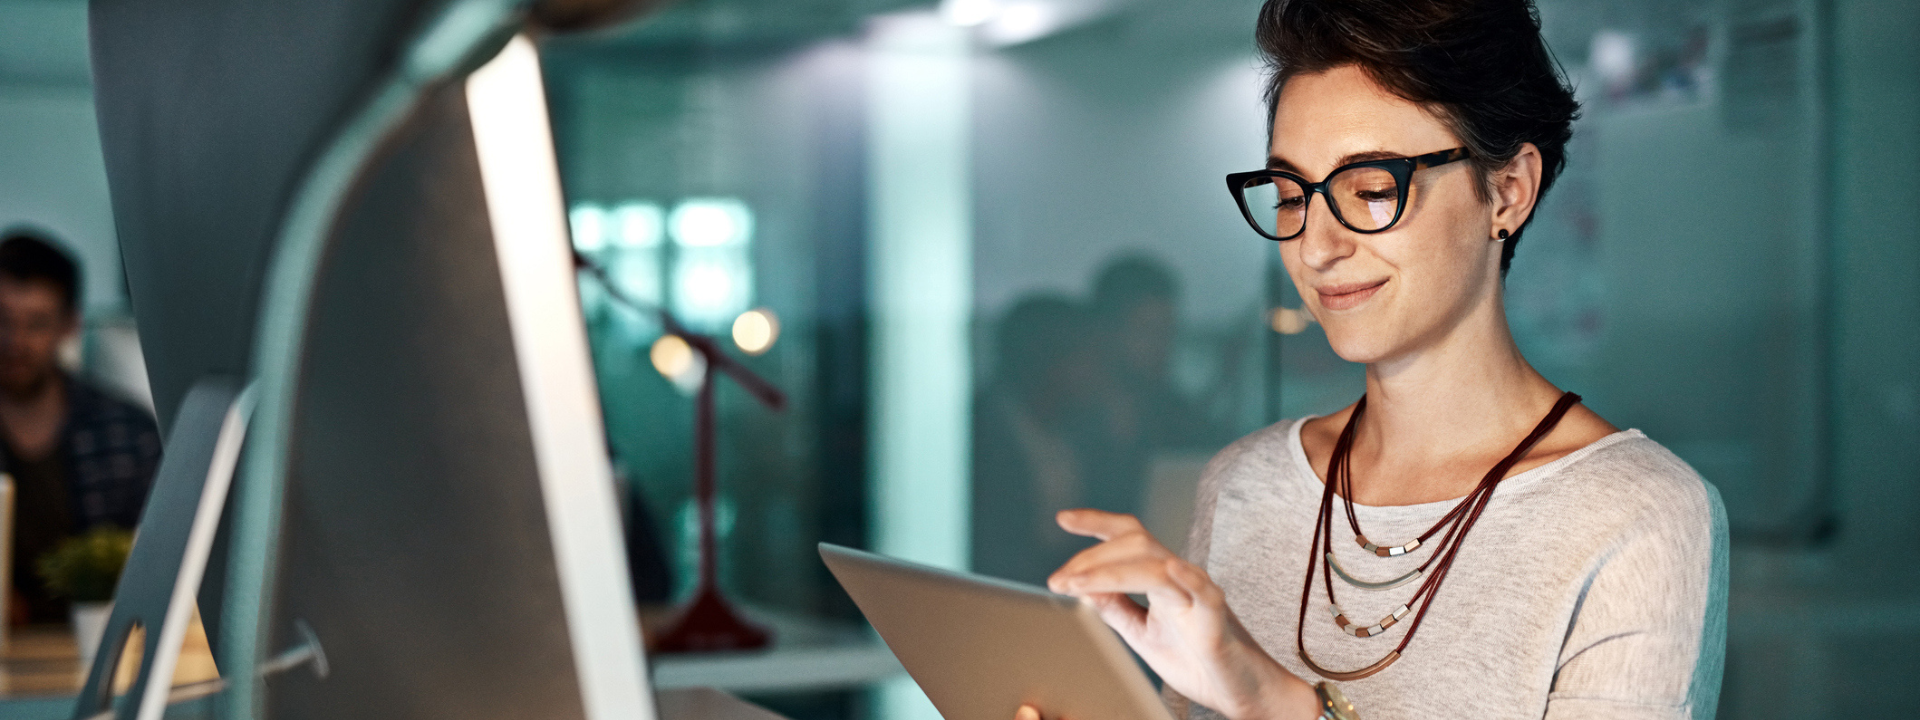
[89,2,658,719]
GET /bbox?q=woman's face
[1270,65,1505,366]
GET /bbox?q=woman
[1027,1,1728,719]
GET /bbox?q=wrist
[1221,653,1317,720]
[1269,671,1323,720]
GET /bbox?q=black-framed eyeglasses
[1225,148,1471,241]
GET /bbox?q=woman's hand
[1042,509,1319,720]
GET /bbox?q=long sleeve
[1544,476,1729,720]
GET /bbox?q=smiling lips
[1316,279,1387,311]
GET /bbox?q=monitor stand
[67,377,292,720]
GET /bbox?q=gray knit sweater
[1169,418,1727,720]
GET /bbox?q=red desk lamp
[576,252,782,652]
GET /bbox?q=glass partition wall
[543,0,1920,718]
[546,24,875,622]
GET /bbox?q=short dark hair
[0,228,82,312]
[1092,254,1178,315]
[996,295,1085,391]
[1256,0,1579,273]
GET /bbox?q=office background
[0,0,1914,717]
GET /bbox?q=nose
[1295,190,1355,271]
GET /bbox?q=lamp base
[653,585,772,653]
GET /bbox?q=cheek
[1381,216,1497,316]
[1401,180,1494,266]
[1386,233,1480,280]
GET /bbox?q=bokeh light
[668,198,753,247]
[649,334,707,393]
[568,203,607,251]
[731,308,780,355]
[1269,306,1312,335]
[674,259,739,320]
[612,202,664,248]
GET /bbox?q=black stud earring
[1496,229,1509,241]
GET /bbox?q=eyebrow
[1265,149,1408,174]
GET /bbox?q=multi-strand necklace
[1295,391,1581,681]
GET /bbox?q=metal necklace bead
[1355,534,1420,557]
[1329,603,1412,638]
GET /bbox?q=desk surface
[644,604,903,693]
[0,687,782,720]
[0,604,900,709]
[657,688,792,720]
[1,619,219,700]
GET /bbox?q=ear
[1489,143,1544,238]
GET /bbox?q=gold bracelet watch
[1313,681,1360,720]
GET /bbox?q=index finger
[1055,509,1148,542]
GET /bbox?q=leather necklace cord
[1334,391,1581,575]
[1297,391,1582,681]
[1337,397,1470,548]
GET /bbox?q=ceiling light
[981,2,1055,45]
[940,0,1001,26]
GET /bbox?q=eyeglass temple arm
[1412,148,1470,170]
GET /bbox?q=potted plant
[36,527,134,669]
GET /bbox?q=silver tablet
[820,543,1174,720]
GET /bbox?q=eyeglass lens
[1240,165,1403,239]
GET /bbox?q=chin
[1319,323,1401,365]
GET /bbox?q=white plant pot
[70,601,112,671]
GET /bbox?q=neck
[1354,285,1560,465]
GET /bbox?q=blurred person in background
[0,229,161,624]
[973,295,1110,585]
[1027,1,1726,719]
[1082,255,1236,549]
[1090,255,1227,454]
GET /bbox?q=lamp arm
[682,335,787,411]
[572,250,786,411]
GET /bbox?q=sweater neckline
[1283,416,1645,519]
